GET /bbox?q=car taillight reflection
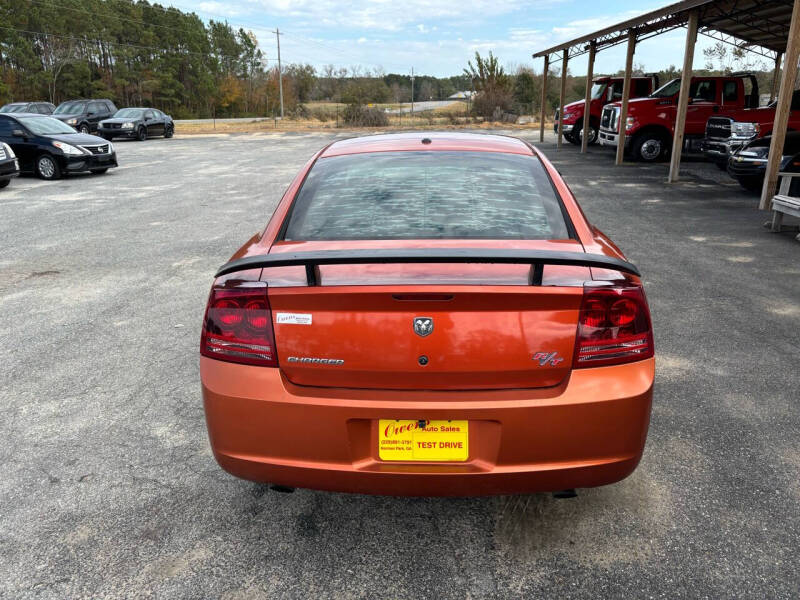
[201,283,278,367]
[574,285,654,368]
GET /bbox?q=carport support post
[770,53,783,102]
[615,31,636,165]
[558,49,568,150]
[539,55,549,143]
[581,42,596,154]
[667,9,699,184]
[760,0,800,210]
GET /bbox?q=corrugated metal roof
[533,0,795,60]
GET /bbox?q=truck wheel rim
[641,139,662,160]
[80,125,89,133]
[38,157,55,178]
[581,128,597,144]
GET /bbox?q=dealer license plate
[378,420,469,462]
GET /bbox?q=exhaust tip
[270,484,296,494]
[552,489,577,499]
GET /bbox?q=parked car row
[555,73,798,194]
[0,101,174,187]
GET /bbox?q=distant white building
[448,91,474,100]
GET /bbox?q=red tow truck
[554,75,658,145]
[702,89,800,167]
[598,73,760,161]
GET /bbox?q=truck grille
[600,106,619,132]
[706,117,732,141]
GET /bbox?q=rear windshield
[283,151,571,240]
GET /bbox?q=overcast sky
[167,0,737,78]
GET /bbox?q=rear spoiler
[215,249,641,286]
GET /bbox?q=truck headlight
[122,122,134,129]
[67,118,77,125]
[626,116,636,131]
[731,122,760,139]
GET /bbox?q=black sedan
[0,141,20,188]
[728,132,800,193]
[0,113,118,180]
[98,107,174,141]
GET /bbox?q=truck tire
[631,131,668,162]
[571,120,599,146]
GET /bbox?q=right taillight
[574,285,654,368]
[200,282,278,367]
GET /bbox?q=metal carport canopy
[533,0,793,62]
[532,0,800,213]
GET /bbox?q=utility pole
[410,67,415,116]
[273,28,284,118]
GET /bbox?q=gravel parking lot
[1,131,798,599]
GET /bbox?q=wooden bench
[770,172,800,242]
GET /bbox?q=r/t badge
[532,351,564,367]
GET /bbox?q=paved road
[385,100,460,113]
[1,131,798,598]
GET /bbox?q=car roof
[320,132,533,158]
[0,112,46,119]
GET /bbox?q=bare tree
[38,35,78,103]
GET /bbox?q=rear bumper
[201,356,654,496]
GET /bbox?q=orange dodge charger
[200,132,654,497]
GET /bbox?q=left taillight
[573,284,654,368]
[200,282,278,367]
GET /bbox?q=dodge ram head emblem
[413,317,434,337]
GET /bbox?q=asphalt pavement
[1,130,798,598]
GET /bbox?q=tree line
[0,0,473,117]
[1,0,780,119]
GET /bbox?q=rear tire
[136,127,147,141]
[35,154,61,180]
[737,176,763,193]
[0,179,10,189]
[631,131,669,162]
[164,125,174,138]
